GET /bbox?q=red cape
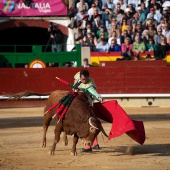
[93,100,145,145]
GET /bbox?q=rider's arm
[86,85,103,102]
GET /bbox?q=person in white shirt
[88,3,101,18]
[76,0,89,12]
[162,23,170,39]
[128,0,140,9]
[108,31,121,45]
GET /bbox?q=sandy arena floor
[0,107,170,170]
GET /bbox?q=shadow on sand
[0,113,170,129]
[93,144,170,156]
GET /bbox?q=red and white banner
[0,0,67,16]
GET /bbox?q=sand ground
[0,107,170,170]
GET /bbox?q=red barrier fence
[0,60,170,95]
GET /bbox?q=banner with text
[0,0,67,16]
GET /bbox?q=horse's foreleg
[71,134,79,156]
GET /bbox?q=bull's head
[77,117,108,146]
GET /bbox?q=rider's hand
[98,97,103,103]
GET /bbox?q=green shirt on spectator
[132,41,146,52]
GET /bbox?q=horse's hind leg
[62,132,68,146]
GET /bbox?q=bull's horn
[89,117,99,130]
[100,124,108,138]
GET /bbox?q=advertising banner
[0,0,67,16]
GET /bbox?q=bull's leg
[50,123,62,155]
[42,112,53,148]
[71,134,79,156]
[62,132,68,146]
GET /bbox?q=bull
[42,90,108,155]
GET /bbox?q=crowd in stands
[69,0,170,60]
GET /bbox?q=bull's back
[44,90,69,112]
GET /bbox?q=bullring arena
[0,105,170,170]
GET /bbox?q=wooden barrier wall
[0,60,170,95]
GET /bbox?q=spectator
[105,14,114,32]
[90,8,102,31]
[116,3,124,14]
[135,24,143,35]
[108,30,121,45]
[136,7,146,23]
[127,4,136,15]
[146,37,157,52]
[121,13,131,26]
[162,23,170,39]
[82,3,89,13]
[96,38,110,52]
[132,36,146,60]
[119,0,126,12]
[142,29,151,45]
[105,0,115,12]
[118,37,133,60]
[120,29,132,44]
[141,2,149,16]
[108,21,120,38]
[148,24,156,37]
[88,3,100,19]
[131,19,137,34]
[132,12,143,26]
[83,21,94,36]
[96,24,108,40]
[108,39,121,52]
[112,6,123,24]
[94,0,102,11]
[75,28,84,43]
[157,18,165,32]
[127,27,133,43]
[162,8,169,20]
[125,8,133,19]
[154,36,169,60]
[163,15,170,28]
[148,0,161,11]
[98,32,108,42]
[75,7,88,27]
[154,28,163,45]
[76,0,89,12]
[82,58,92,67]
[83,30,98,51]
[101,7,113,27]
[80,14,90,29]
[24,64,29,68]
[143,13,157,29]
[153,4,162,23]
[120,19,130,34]
[48,24,63,52]
[128,0,138,9]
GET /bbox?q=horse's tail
[4,91,52,100]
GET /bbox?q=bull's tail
[4,91,52,100]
